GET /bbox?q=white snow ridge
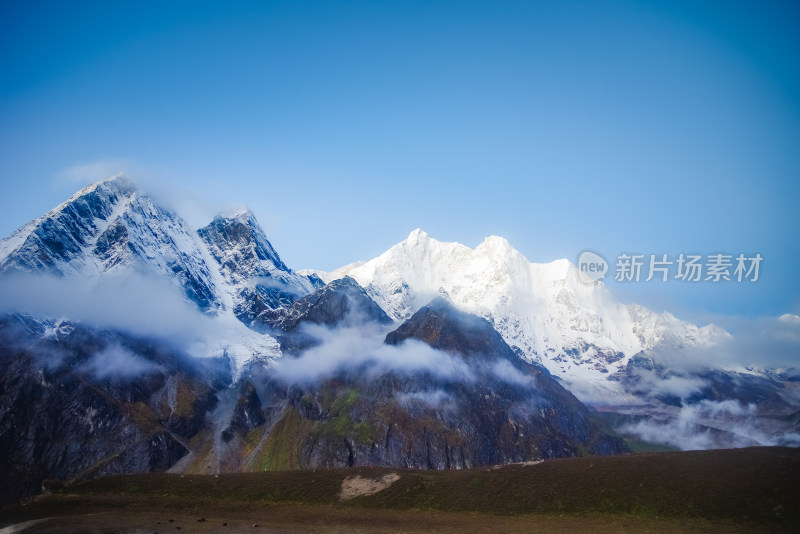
[315,229,728,404]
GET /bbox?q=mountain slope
[0,176,221,311]
[236,298,628,472]
[383,298,628,454]
[0,177,320,373]
[197,208,322,328]
[316,229,729,401]
[0,313,229,506]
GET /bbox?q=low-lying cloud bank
[0,272,280,376]
[79,344,162,380]
[621,399,800,450]
[270,314,546,390]
[0,272,212,344]
[578,315,800,450]
[654,314,800,371]
[271,321,475,384]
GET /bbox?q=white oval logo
[577,251,608,283]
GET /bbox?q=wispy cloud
[397,389,449,407]
[621,400,800,450]
[271,321,474,384]
[55,159,133,186]
[79,344,161,380]
[490,359,536,387]
[629,370,708,401]
[0,272,207,344]
[0,272,280,374]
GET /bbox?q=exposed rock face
[0,176,221,311]
[197,209,322,328]
[269,276,393,352]
[252,298,628,471]
[0,314,227,506]
[221,381,267,442]
[385,297,516,362]
[275,277,392,332]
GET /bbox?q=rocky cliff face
[269,276,393,352]
[0,176,321,326]
[272,276,392,332]
[236,296,628,471]
[197,209,321,328]
[0,176,222,311]
[0,314,228,505]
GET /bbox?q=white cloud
[271,322,474,384]
[0,272,280,375]
[79,344,160,380]
[621,400,800,450]
[0,272,208,344]
[490,359,535,387]
[55,159,133,186]
[632,370,708,401]
[397,389,449,407]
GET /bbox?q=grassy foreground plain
[1,447,798,533]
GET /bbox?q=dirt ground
[1,506,793,534]
[339,473,401,501]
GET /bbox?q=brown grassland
[1,447,798,533]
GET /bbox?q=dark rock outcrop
[0,314,227,506]
[269,276,393,352]
[221,381,267,442]
[258,298,628,470]
[197,210,321,327]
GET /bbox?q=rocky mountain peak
[270,276,392,352]
[0,176,135,274]
[198,210,290,280]
[316,231,732,403]
[197,209,320,326]
[0,175,222,311]
[385,297,508,363]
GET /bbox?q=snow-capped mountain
[0,175,222,310]
[198,208,322,328]
[309,229,730,402]
[0,176,796,505]
[0,176,315,373]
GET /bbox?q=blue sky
[1,0,798,324]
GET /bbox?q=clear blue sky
[1,0,798,323]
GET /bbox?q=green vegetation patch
[260,407,315,471]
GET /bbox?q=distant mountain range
[301,228,732,400]
[0,175,797,505]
